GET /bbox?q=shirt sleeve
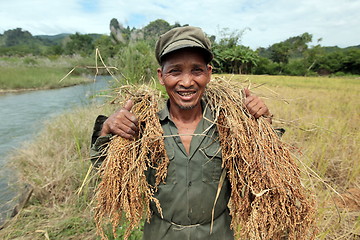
[90,115,111,167]
[274,128,286,138]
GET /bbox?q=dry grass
[94,85,169,239]
[0,105,113,240]
[205,78,316,239]
[231,74,360,239]
[95,78,317,239]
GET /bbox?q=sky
[1,0,359,49]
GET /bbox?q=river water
[0,78,110,226]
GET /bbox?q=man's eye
[169,69,180,73]
[193,68,204,74]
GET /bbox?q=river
[0,77,110,226]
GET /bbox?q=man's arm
[90,115,110,167]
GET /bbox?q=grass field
[0,56,97,91]
[240,74,360,239]
[0,74,358,239]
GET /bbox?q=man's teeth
[178,92,195,96]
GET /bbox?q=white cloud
[0,0,359,48]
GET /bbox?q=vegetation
[0,17,358,238]
[95,86,168,240]
[0,56,95,91]
[0,75,358,239]
[1,19,359,83]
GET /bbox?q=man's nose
[180,73,194,87]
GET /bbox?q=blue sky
[1,0,359,49]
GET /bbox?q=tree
[266,32,313,73]
[4,28,33,47]
[217,27,250,48]
[115,41,158,83]
[312,48,360,75]
[341,48,360,74]
[64,33,94,56]
[143,19,171,39]
[212,28,258,74]
[269,42,291,64]
[46,45,64,55]
[94,35,121,59]
[303,38,324,74]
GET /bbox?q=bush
[23,57,38,66]
[115,41,158,84]
[283,59,308,76]
[252,57,281,75]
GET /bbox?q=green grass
[0,56,99,90]
[0,74,359,239]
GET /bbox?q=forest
[1,18,359,78]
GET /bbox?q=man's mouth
[177,91,196,96]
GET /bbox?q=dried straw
[94,78,316,240]
[204,78,316,239]
[94,85,169,239]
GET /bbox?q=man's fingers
[108,119,137,138]
[253,107,267,119]
[245,96,257,110]
[243,88,251,98]
[244,93,254,105]
[116,116,138,133]
[119,100,138,125]
[242,89,272,122]
[111,127,135,140]
[248,104,260,117]
[121,110,138,127]
[123,99,134,111]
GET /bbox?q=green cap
[155,26,213,65]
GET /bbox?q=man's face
[158,48,212,112]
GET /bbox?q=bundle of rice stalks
[94,85,169,239]
[204,78,316,239]
[94,78,316,240]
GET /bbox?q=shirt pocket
[201,144,223,183]
[164,147,177,185]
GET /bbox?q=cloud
[0,0,359,48]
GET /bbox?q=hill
[35,33,71,45]
[0,28,104,56]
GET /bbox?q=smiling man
[91,26,272,240]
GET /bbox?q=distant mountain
[0,28,105,56]
[36,33,103,45]
[321,45,360,53]
[346,45,360,49]
[36,33,71,45]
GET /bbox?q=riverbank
[0,75,359,239]
[0,82,91,94]
[0,56,111,92]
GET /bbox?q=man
[91,26,272,240]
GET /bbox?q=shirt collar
[158,100,171,122]
[158,99,214,123]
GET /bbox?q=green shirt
[91,100,234,240]
[144,101,233,240]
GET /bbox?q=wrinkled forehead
[160,47,209,67]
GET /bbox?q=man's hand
[100,100,139,139]
[243,88,272,124]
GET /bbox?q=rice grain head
[94,78,317,240]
